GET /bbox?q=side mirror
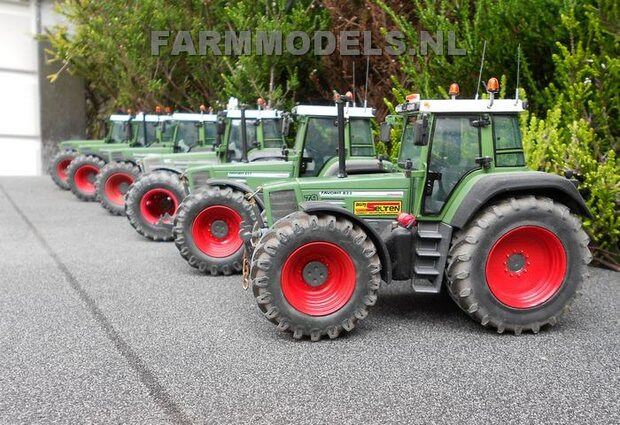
[414,115,429,146]
[380,121,391,143]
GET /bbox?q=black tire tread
[49,150,76,190]
[66,155,106,201]
[95,161,140,216]
[250,212,381,341]
[125,171,186,241]
[173,186,256,275]
[446,195,592,334]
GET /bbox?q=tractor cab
[170,111,218,153]
[58,114,132,151]
[183,102,383,192]
[130,112,174,147]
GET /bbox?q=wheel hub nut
[211,220,229,238]
[303,261,328,286]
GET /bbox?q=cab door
[423,114,482,215]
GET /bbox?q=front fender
[206,178,265,210]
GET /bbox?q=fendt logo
[354,201,402,216]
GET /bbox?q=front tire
[446,196,592,334]
[125,172,187,241]
[173,186,257,275]
[250,212,381,341]
[49,151,77,190]
[66,155,106,201]
[95,162,141,215]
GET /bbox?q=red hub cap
[281,242,356,316]
[74,164,100,194]
[486,226,567,309]
[191,206,242,258]
[104,173,134,206]
[140,188,178,225]
[57,159,72,182]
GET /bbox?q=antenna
[363,56,370,109]
[352,60,356,107]
[515,43,521,104]
[475,41,487,100]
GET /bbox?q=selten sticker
[354,201,402,216]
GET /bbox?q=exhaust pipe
[336,95,347,178]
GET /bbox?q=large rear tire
[446,196,592,334]
[49,151,76,190]
[173,186,258,275]
[95,161,140,216]
[250,212,381,341]
[66,155,106,201]
[125,172,187,241]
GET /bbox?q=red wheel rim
[104,172,134,206]
[281,242,356,316]
[140,188,179,225]
[486,226,567,309]
[74,164,100,194]
[57,159,72,182]
[191,206,243,258]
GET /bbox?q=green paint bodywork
[260,108,530,227]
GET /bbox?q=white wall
[0,0,41,176]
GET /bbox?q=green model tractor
[49,114,133,190]
[65,111,173,201]
[247,82,592,341]
[172,101,390,276]
[125,106,287,241]
[95,110,219,215]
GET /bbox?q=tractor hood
[59,139,104,150]
[139,151,219,174]
[262,172,412,226]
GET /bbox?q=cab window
[301,117,338,177]
[398,115,423,169]
[228,119,257,161]
[350,119,374,156]
[493,115,525,167]
[262,119,283,148]
[425,115,481,214]
[109,122,127,143]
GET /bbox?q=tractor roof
[292,104,375,118]
[397,98,526,114]
[225,109,282,119]
[172,112,217,122]
[133,113,173,122]
[109,114,132,122]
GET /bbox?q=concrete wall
[0,0,86,176]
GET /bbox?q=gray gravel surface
[0,177,618,425]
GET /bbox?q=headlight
[269,190,297,222]
[191,170,211,188]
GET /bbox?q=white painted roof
[109,114,132,122]
[134,113,173,122]
[413,98,525,113]
[292,104,375,118]
[226,109,282,119]
[172,112,217,122]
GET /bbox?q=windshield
[262,119,282,148]
[175,122,201,151]
[108,121,128,143]
[205,122,216,144]
[228,119,257,160]
[134,122,158,146]
[161,121,175,142]
[398,115,423,169]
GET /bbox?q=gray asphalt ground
[0,176,618,425]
